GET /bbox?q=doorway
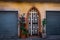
[26,7,42,37]
[46,11,60,35]
[0,11,18,38]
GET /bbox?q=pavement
[0,35,60,40]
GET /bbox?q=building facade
[0,1,60,38]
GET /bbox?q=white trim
[31,12,32,35]
[29,11,37,14]
[46,9,60,11]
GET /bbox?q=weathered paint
[0,2,60,37]
[0,2,60,20]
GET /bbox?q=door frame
[26,7,42,37]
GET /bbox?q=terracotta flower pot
[21,34,26,38]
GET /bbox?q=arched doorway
[26,7,42,37]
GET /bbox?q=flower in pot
[20,15,28,38]
[20,24,28,38]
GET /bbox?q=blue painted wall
[46,11,60,35]
[0,11,18,38]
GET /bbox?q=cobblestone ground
[0,35,60,40]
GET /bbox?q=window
[27,7,40,36]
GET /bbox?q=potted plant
[20,15,28,38]
[20,24,28,38]
[42,18,46,38]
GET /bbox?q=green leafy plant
[42,18,46,27]
[20,16,28,35]
[42,18,46,33]
[20,25,28,35]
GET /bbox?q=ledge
[0,0,60,3]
